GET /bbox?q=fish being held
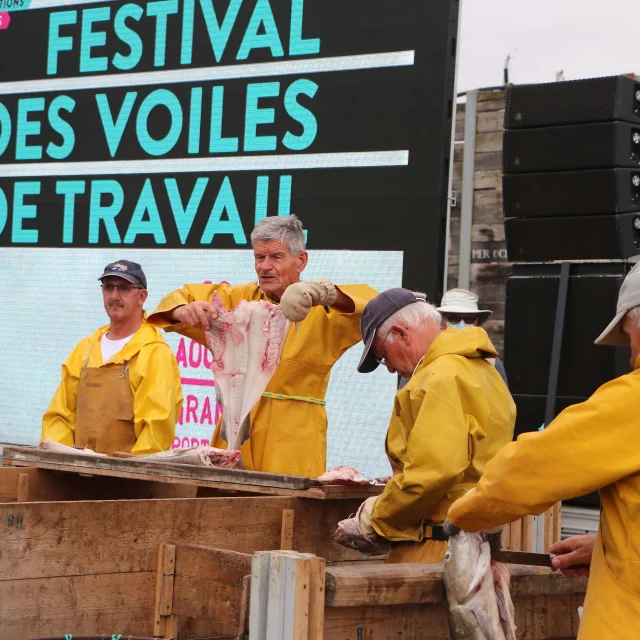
[204,292,289,452]
[443,530,516,640]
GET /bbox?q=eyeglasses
[444,315,477,325]
[373,331,391,365]
[101,283,144,294]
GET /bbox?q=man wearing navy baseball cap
[335,288,515,564]
[42,260,183,456]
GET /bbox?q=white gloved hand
[280,278,337,322]
[334,497,390,557]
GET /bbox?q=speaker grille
[505,76,640,129]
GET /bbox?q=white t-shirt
[100,332,135,363]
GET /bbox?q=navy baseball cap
[98,260,147,289]
[357,288,426,373]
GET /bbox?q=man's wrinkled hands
[549,534,594,576]
[280,279,337,322]
[172,301,218,331]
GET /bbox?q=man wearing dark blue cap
[42,260,183,456]
[335,288,515,563]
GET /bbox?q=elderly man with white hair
[149,214,377,478]
[335,288,515,563]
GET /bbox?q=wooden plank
[0,497,290,580]
[324,603,450,640]
[266,553,287,639]
[16,473,29,502]
[2,446,312,491]
[477,89,506,103]
[284,554,311,640]
[514,593,584,639]
[289,499,376,563]
[325,563,444,607]
[172,545,251,637]
[250,552,271,640]
[308,556,326,640]
[544,502,562,552]
[475,131,503,154]
[475,150,503,172]
[455,116,465,141]
[510,519,523,551]
[472,189,503,224]
[475,169,503,190]
[280,509,295,551]
[237,574,252,639]
[472,223,506,243]
[0,571,156,639]
[153,543,175,637]
[325,563,587,607]
[477,110,505,134]
[477,98,508,113]
[522,515,534,552]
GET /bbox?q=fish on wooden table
[204,292,289,453]
[443,530,516,640]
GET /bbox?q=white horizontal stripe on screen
[0,51,415,95]
[0,150,409,177]
[28,0,120,8]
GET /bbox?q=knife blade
[491,550,556,567]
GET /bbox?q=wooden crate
[173,547,586,640]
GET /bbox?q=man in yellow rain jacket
[148,215,377,478]
[446,261,640,638]
[335,288,515,562]
[42,260,183,456]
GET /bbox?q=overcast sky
[456,0,640,93]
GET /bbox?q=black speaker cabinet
[504,262,632,398]
[505,212,640,261]
[505,75,640,129]
[503,168,640,218]
[503,122,640,174]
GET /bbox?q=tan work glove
[335,497,390,557]
[280,278,337,322]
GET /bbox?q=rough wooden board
[0,465,198,502]
[455,117,464,141]
[472,223,506,243]
[308,556,326,640]
[171,545,251,636]
[2,446,311,491]
[0,497,289,580]
[325,563,588,607]
[475,150,503,172]
[323,603,450,640]
[477,89,506,103]
[476,131,503,154]
[514,593,584,639]
[280,508,295,550]
[473,188,503,223]
[477,109,505,134]
[290,499,378,563]
[0,571,155,640]
[475,169,503,190]
[477,98,507,113]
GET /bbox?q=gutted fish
[443,530,516,640]
[139,446,241,468]
[204,292,289,452]
[317,465,371,485]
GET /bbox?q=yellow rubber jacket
[371,327,516,542]
[41,316,183,455]
[447,359,640,639]
[148,282,377,477]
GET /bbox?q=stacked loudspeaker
[503,75,640,508]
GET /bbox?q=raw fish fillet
[317,465,371,485]
[140,446,241,468]
[38,438,108,457]
[204,292,289,451]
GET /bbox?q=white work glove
[280,278,337,322]
[334,497,391,557]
